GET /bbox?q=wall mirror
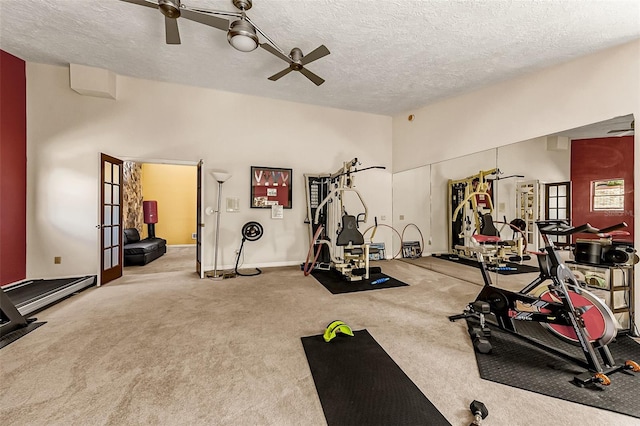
[393,114,635,331]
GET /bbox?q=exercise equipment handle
[536,220,627,236]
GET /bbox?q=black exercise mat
[310,270,408,294]
[302,329,451,426]
[0,321,46,349]
[434,253,538,274]
[467,320,640,418]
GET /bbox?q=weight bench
[334,214,378,281]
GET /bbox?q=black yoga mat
[310,270,408,294]
[301,329,451,426]
[434,253,539,274]
[468,320,640,418]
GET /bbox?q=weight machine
[303,158,385,281]
[449,168,528,264]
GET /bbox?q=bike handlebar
[536,220,627,236]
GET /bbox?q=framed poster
[251,166,292,209]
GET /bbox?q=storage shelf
[567,261,634,334]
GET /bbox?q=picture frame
[250,166,293,209]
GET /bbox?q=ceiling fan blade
[299,67,325,86]
[300,45,330,66]
[119,0,158,9]
[180,9,229,31]
[260,43,292,64]
[165,16,181,44]
[268,67,294,82]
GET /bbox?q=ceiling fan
[119,0,330,85]
[260,44,330,86]
[120,0,229,45]
[607,120,635,135]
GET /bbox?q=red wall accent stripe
[0,50,27,286]
[570,136,634,241]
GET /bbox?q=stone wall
[123,161,143,233]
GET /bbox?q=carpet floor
[1,250,638,426]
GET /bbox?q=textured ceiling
[1,0,639,116]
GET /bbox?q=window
[592,179,624,211]
[545,182,571,246]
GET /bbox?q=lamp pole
[213,180,223,278]
[210,172,231,280]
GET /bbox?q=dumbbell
[469,400,488,426]
[468,326,492,354]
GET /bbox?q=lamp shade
[143,200,158,224]
[211,171,232,183]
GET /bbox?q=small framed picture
[251,166,292,209]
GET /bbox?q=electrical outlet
[191,233,197,240]
[54,256,62,264]
[380,215,387,221]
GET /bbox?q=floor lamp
[211,171,232,279]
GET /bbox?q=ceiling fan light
[158,0,181,18]
[227,19,259,52]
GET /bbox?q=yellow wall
[141,163,196,245]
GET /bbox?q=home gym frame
[303,158,384,281]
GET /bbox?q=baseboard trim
[202,260,301,272]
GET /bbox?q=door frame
[113,156,202,278]
[196,160,205,278]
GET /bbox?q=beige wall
[25,64,392,279]
[392,40,639,172]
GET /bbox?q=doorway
[120,160,201,276]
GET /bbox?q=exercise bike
[449,219,639,387]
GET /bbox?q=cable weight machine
[303,158,385,281]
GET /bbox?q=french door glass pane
[113,185,120,205]
[113,165,120,184]
[105,183,112,204]
[105,206,112,226]
[104,249,111,271]
[112,247,119,268]
[104,163,112,183]
[113,226,119,246]
[104,227,111,247]
[112,206,119,226]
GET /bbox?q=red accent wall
[0,50,27,286]
[570,136,634,241]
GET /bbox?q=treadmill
[2,276,96,317]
